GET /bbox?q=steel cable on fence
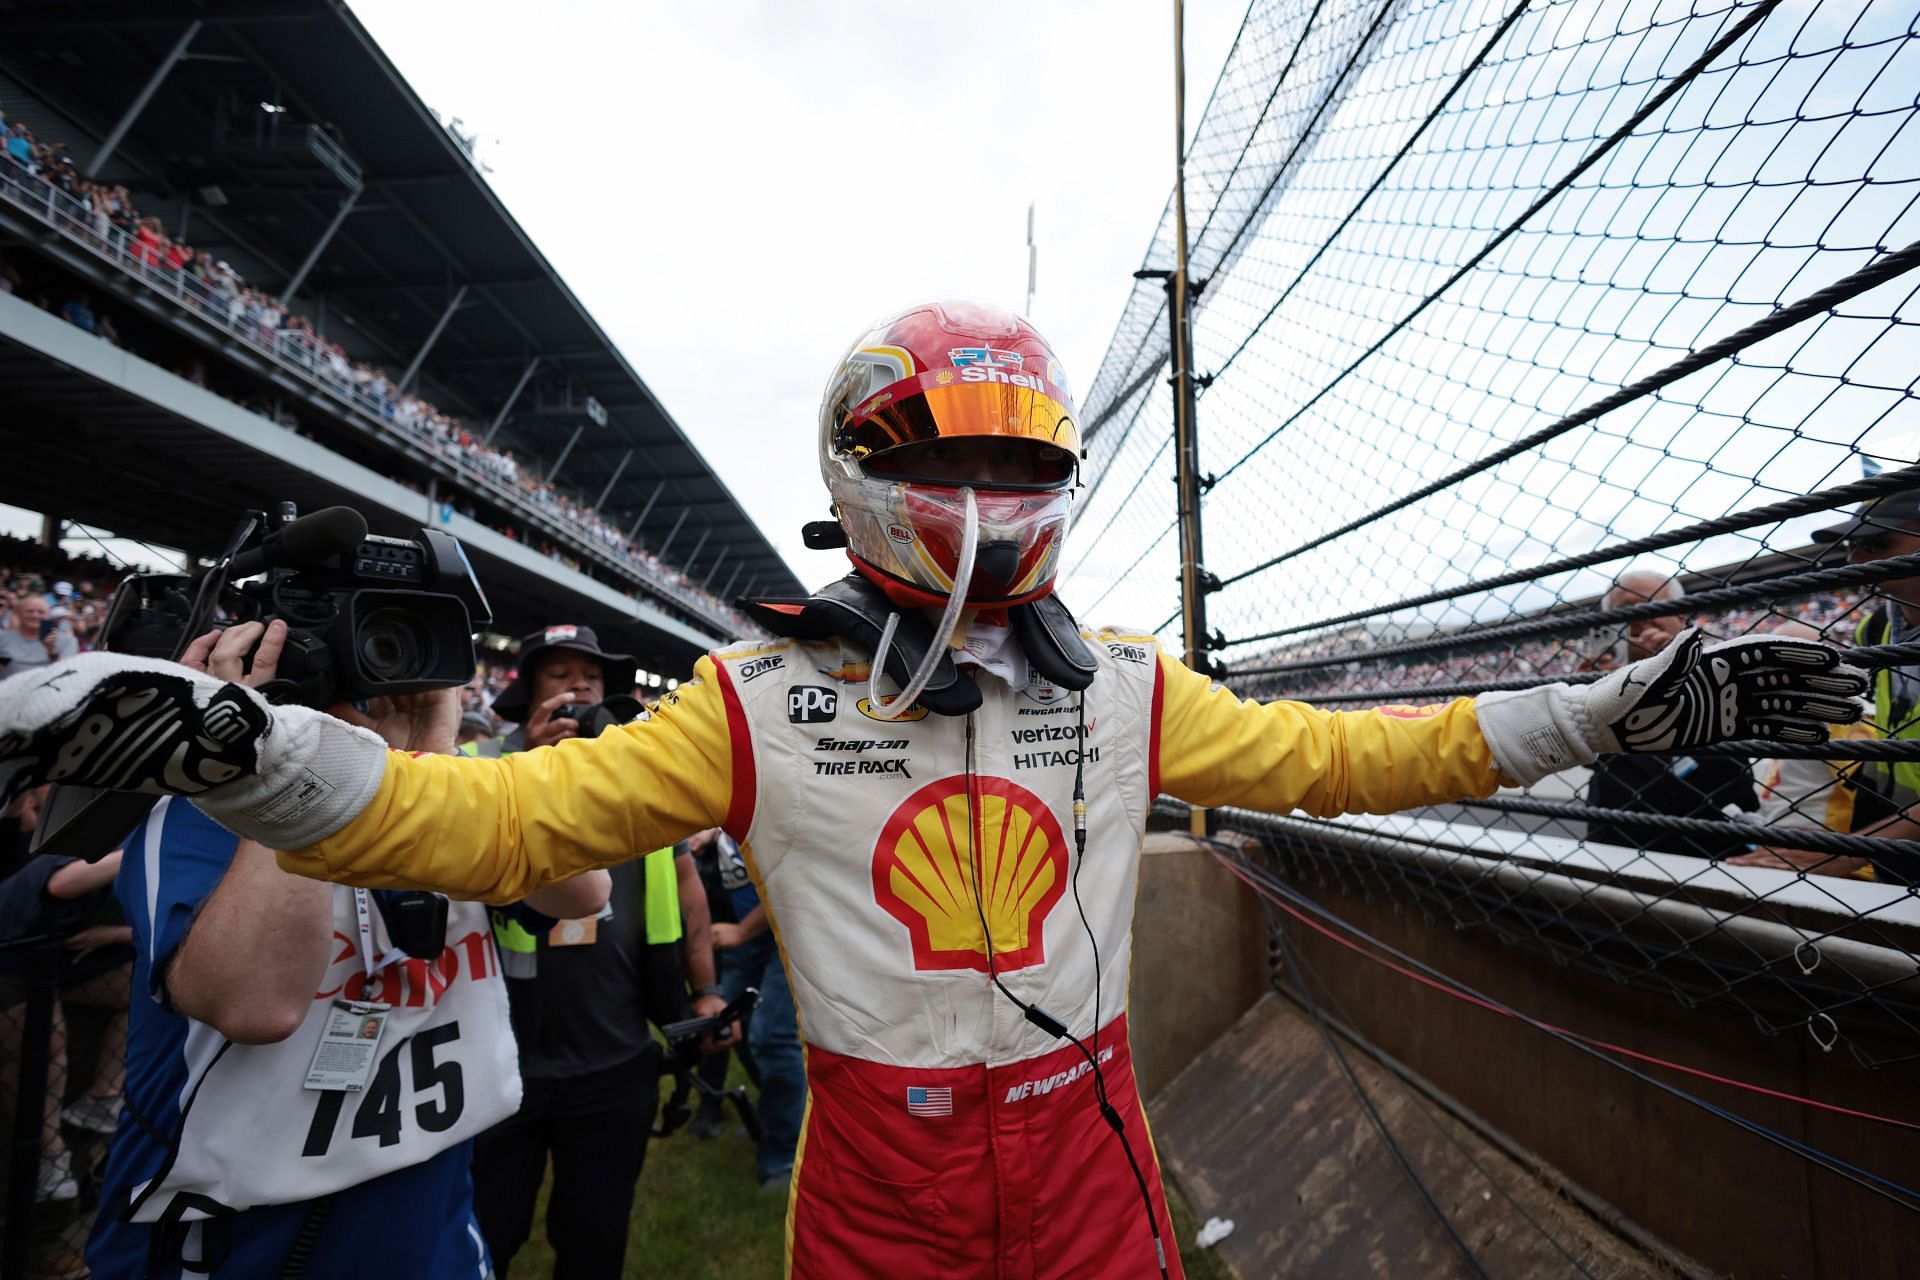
[1204,0,1541,387]
[1202,0,1786,497]
[1453,796,1920,864]
[1161,234,1920,637]
[1239,462,1920,646]
[1208,844,1920,1210]
[1231,551,1920,678]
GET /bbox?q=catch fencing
[1076,0,1920,1073]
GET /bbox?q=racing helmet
[818,300,1083,608]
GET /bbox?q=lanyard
[351,888,408,977]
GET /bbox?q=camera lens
[358,607,432,682]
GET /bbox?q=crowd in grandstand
[0,105,748,633]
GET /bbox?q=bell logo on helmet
[949,347,1024,369]
[886,523,914,545]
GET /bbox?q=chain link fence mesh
[1075,0,1920,1068]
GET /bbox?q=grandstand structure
[0,0,800,672]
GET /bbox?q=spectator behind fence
[1785,489,1920,885]
[1584,569,1759,858]
[0,592,76,680]
[1728,620,1878,879]
[468,625,728,1278]
[87,621,609,1280]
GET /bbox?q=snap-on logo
[788,686,839,724]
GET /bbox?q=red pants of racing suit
[789,1014,1182,1279]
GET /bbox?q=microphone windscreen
[278,506,369,566]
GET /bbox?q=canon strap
[741,574,1098,716]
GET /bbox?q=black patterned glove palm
[1583,628,1868,753]
[0,659,270,806]
[0,653,390,851]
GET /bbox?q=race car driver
[0,301,1868,1279]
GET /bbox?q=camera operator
[87,619,611,1280]
[471,625,729,1279]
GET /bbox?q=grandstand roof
[0,0,804,602]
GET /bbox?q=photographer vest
[710,625,1160,1069]
[125,883,519,1226]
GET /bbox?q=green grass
[508,1068,1234,1278]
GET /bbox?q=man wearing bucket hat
[0,301,1872,1278]
[483,624,638,753]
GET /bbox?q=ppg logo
[788,686,839,724]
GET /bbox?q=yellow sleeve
[1155,648,1502,816]
[276,654,742,901]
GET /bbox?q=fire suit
[274,629,1503,1278]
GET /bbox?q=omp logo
[857,696,928,723]
[787,686,838,724]
[949,347,1023,369]
[1106,643,1149,665]
[871,776,1066,973]
[738,655,784,682]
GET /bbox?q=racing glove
[1474,627,1869,786]
[0,653,388,849]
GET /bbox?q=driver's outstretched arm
[276,656,740,901]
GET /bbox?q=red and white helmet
[819,300,1082,607]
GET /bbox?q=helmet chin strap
[868,486,978,721]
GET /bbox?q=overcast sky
[342,0,1244,588]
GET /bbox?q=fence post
[1170,0,1213,836]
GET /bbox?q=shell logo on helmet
[957,364,1051,390]
[871,775,1066,973]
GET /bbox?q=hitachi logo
[1003,1046,1114,1103]
[1012,747,1099,770]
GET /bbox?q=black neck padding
[739,574,1099,717]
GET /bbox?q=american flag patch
[905,1086,953,1117]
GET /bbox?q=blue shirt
[717,832,760,922]
[87,800,492,1280]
